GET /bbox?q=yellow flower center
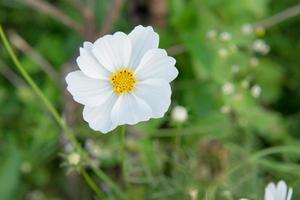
[110,68,137,95]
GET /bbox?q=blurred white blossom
[171,105,188,123]
[252,39,270,55]
[189,189,198,200]
[222,82,235,95]
[219,32,232,41]
[85,139,102,157]
[241,24,253,35]
[251,85,261,98]
[264,180,292,200]
[221,105,231,114]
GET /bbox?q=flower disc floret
[111,68,137,95]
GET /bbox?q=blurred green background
[0,0,300,199]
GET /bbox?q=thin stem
[0,24,80,150]
[90,164,128,199]
[254,4,300,28]
[174,125,182,155]
[120,126,128,188]
[82,170,107,200]
[0,25,126,199]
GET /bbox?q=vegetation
[0,0,300,199]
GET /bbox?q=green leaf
[0,137,21,200]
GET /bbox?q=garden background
[0,0,300,199]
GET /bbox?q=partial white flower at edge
[66,25,179,133]
[264,180,293,200]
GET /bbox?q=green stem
[90,164,127,199]
[82,170,107,200]
[120,126,128,188]
[174,125,182,156]
[0,24,126,200]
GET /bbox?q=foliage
[0,0,300,199]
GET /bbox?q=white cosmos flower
[264,180,293,200]
[66,25,178,133]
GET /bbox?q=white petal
[76,41,110,79]
[66,71,113,107]
[276,181,287,200]
[287,188,293,200]
[128,25,159,69]
[135,79,171,118]
[83,94,118,133]
[135,48,178,82]
[265,182,276,200]
[111,93,152,126]
[92,32,132,72]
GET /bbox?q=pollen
[110,68,137,95]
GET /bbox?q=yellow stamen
[110,68,137,95]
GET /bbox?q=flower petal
[135,48,178,82]
[128,25,159,69]
[287,188,293,200]
[276,181,287,200]
[135,79,171,118]
[265,182,276,200]
[83,93,118,133]
[76,42,111,79]
[66,71,113,107]
[111,93,152,126]
[92,32,132,73]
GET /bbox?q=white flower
[252,39,270,55]
[219,32,232,41]
[264,180,293,200]
[251,84,261,98]
[171,105,188,123]
[66,26,178,133]
[222,82,235,95]
[241,24,253,35]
